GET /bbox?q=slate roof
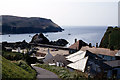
[43,48,53,62]
[67,56,88,72]
[66,51,86,62]
[45,54,69,66]
[66,50,111,72]
[66,50,102,62]
[66,50,84,59]
[104,60,120,68]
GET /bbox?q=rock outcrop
[30,33,68,46]
[30,33,49,44]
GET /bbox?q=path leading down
[32,65,61,80]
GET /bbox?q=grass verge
[35,64,87,80]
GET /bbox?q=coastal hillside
[2,15,63,34]
[2,56,36,79]
[99,27,120,50]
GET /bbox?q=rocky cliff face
[30,33,50,44]
[30,33,68,46]
[1,15,63,34]
[99,27,120,50]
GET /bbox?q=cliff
[1,15,63,34]
[99,27,120,50]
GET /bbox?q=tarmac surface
[32,65,61,80]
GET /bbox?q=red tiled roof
[69,40,88,50]
[69,40,80,50]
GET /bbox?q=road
[32,65,61,80]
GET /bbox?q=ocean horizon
[1,26,107,47]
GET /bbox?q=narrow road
[32,65,61,80]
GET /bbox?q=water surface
[1,26,107,47]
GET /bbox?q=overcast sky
[0,0,119,26]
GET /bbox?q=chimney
[96,43,98,48]
[75,38,77,43]
[78,40,81,50]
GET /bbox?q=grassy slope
[36,64,87,80]
[2,56,36,80]
[99,27,120,50]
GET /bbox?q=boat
[68,33,71,35]
[8,35,10,37]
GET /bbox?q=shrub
[2,51,23,61]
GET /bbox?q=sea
[0,26,107,47]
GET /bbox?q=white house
[43,48,53,62]
[66,51,86,62]
[115,50,120,56]
[66,50,111,77]
[66,50,84,59]
[67,56,88,72]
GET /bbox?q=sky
[0,0,119,26]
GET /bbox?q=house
[66,51,86,62]
[81,46,118,56]
[67,56,88,72]
[43,48,53,62]
[97,54,116,61]
[44,54,70,67]
[104,60,120,79]
[4,47,12,52]
[81,46,119,61]
[115,50,120,60]
[115,50,120,56]
[66,50,111,77]
[69,39,88,53]
[66,50,84,59]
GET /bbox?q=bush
[2,51,23,61]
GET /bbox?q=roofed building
[104,60,120,79]
[44,54,70,67]
[115,50,120,56]
[69,40,88,52]
[81,46,118,56]
[67,56,88,72]
[66,50,111,77]
[43,48,53,62]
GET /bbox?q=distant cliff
[1,15,63,34]
[99,27,120,50]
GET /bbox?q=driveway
[32,65,61,80]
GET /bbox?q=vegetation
[2,56,36,80]
[13,60,36,78]
[2,15,62,34]
[35,64,87,80]
[99,27,120,50]
[2,51,24,61]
